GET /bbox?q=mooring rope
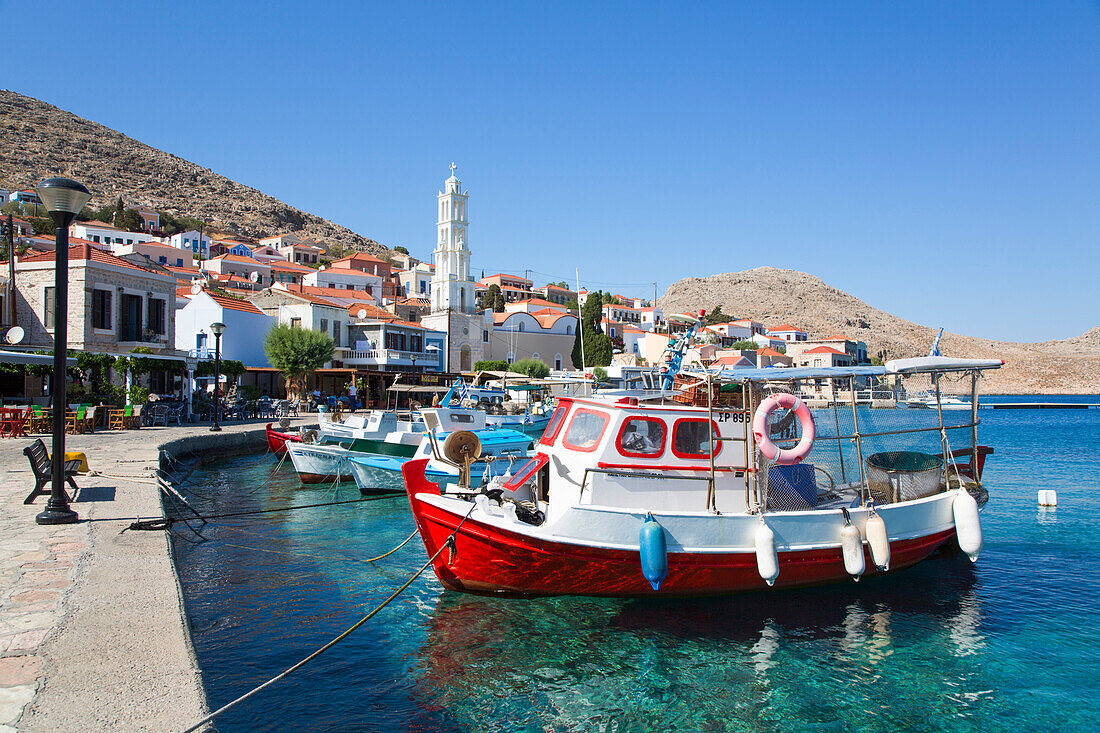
[104,494,401,531]
[218,529,419,565]
[179,504,475,733]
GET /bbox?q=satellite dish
[443,430,482,464]
[4,326,24,345]
[249,271,259,283]
[357,308,367,319]
[318,265,326,271]
[190,283,202,295]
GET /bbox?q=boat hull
[265,423,302,455]
[403,460,960,598]
[286,444,354,484]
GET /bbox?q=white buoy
[1038,490,1058,507]
[840,511,865,581]
[865,510,891,571]
[755,521,779,587]
[953,488,983,561]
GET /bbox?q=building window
[159,256,167,264]
[147,298,166,336]
[320,319,328,334]
[120,294,143,341]
[554,354,562,370]
[291,317,301,328]
[482,331,488,343]
[43,287,55,329]
[333,321,341,347]
[92,290,112,330]
[177,258,183,267]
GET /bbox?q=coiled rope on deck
[179,503,475,733]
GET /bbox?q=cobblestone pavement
[0,417,308,731]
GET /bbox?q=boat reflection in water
[409,553,989,732]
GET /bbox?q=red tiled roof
[331,253,386,266]
[714,355,753,366]
[534,312,574,329]
[757,347,787,357]
[209,253,265,265]
[270,261,314,272]
[74,220,121,230]
[21,244,163,274]
[346,302,395,320]
[823,334,852,342]
[768,324,803,332]
[518,298,565,309]
[804,346,845,355]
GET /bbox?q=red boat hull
[403,459,958,598]
[266,423,302,455]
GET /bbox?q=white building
[201,254,271,284]
[397,261,433,300]
[767,324,808,342]
[249,243,287,263]
[175,286,275,366]
[113,241,195,269]
[420,164,485,372]
[168,229,212,258]
[71,220,160,248]
[303,266,382,300]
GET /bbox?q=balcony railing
[334,348,438,364]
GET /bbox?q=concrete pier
[0,419,307,731]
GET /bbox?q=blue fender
[639,513,668,591]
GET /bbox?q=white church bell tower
[421,163,485,372]
[431,162,474,314]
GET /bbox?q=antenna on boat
[928,328,944,357]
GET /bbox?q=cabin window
[563,408,610,452]
[671,418,722,459]
[539,402,570,446]
[616,417,666,458]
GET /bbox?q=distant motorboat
[902,392,973,410]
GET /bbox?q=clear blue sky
[5,1,1099,341]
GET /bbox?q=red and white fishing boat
[265,422,302,455]
[404,357,1000,598]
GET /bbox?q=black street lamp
[209,321,226,431]
[34,178,92,525]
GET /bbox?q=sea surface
[171,395,1100,732]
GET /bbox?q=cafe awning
[0,349,77,366]
[386,384,452,393]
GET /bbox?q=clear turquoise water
[172,396,1100,732]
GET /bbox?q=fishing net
[753,372,980,511]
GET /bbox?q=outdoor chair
[82,406,97,434]
[65,407,87,435]
[150,404,169,427]
[289,399,301,416]
[109,406,131,430]
[129,404,143,429]
[166,403,184,426]
[27,407,48,433]
[23,439,81,504]
[274,400,291,419]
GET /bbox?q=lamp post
[34,178,91,525]
[209,321,226,432]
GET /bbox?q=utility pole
[6,214,15,325]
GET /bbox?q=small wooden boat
[265,423,302,455]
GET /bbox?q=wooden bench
[23,439,81,505]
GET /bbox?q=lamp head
[210,321,227,336]
[35,178,92,227]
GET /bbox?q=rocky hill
[659,267,1100,394]
[0,90,386,255]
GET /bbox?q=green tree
[480,284,505,312]
[264,324,335,398]
[731,340,757,350]
[592,366,608,383]
[393,245,409,255]
[474,360,510,372]
[571,290,613,368]
[704,305,732,325]
[510,358,550,378]
[112,197,125,227]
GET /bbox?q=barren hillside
[0,90,386,255]
[659,267,1100,394]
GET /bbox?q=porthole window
[616,417,666,458]
[671,418,722,459]
[563,409,610,452]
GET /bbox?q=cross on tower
[449,162,457,176]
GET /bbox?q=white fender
[755,522,779,587]
[840,522,865,581]
[865,511,890,571]
[953,488,983,561]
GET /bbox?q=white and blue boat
[347,426,534,494]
